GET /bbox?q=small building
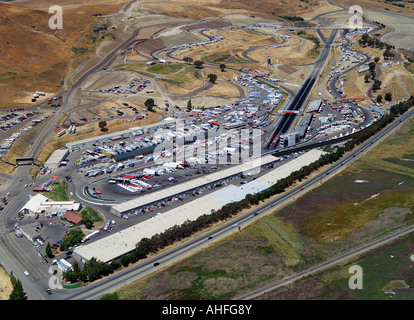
[280,132,300,147]
[357,65,370,73]
[44,208,67,218]
[56,259,73,273]
[306,100,322,113]
[40,201,81,212]
[20,222,42,242]
[64,211,83,225]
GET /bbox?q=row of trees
[62,96,414,286]
[183,57,226,70]
[9,272,25,300]
[376,92,393,103]
[359,34,387,49]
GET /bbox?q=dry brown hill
[0,0,130,109]
[1,0,411,109]
[0,2,95,108]
[141,0,318,20]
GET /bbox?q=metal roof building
[44,149,69,169]
[73,149,325,263]
[306,100,322,113]
[20,222,43,242]
[109,154,280,217]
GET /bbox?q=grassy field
[116,63,186,76]
[42,180,69,201]
[314,233,414,300]
[116,63,205,93]
[118,214,304,300]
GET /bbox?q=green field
[116,62,186,76]
[42,181,69,201]
[316,234,414,300]
[115,63,202,87]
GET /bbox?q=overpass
[15,157,34,165]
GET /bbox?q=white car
[23,271,29,276]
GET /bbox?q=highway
[62,105,414,300]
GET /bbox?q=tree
[364,73,371,83]
[9,272,25,300]
[374,57,380,63]
[207,73,217,84]
[81,214,94,229]
[383,49,394,60]
[194,60,204,69]
[385,92,392,101]
[368,61,376,72]
[219,63,226,72]
[187,99,192,111]
[376,95,383,103]
[60,227,84,251]
[183,56,193,64]
[373,79,382,91]
[45,242,53,258]
[144,98,155,112]
[98,120,107,132]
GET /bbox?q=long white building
[73,149,325,263]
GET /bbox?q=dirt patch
[282,187,414,245]
[0,266,12,300]
[347,207,413,242]
[182,19,231,31]
[383,279,410,293]
[255,276,329,300]
[278,65,298,74]
[0,2,96,108]
[301,0,344,21]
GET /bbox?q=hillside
[2,0,412,109]
[141,0,319,19]
[0,2,95,108]
[0,0,132,109]
[331,0,414,15]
